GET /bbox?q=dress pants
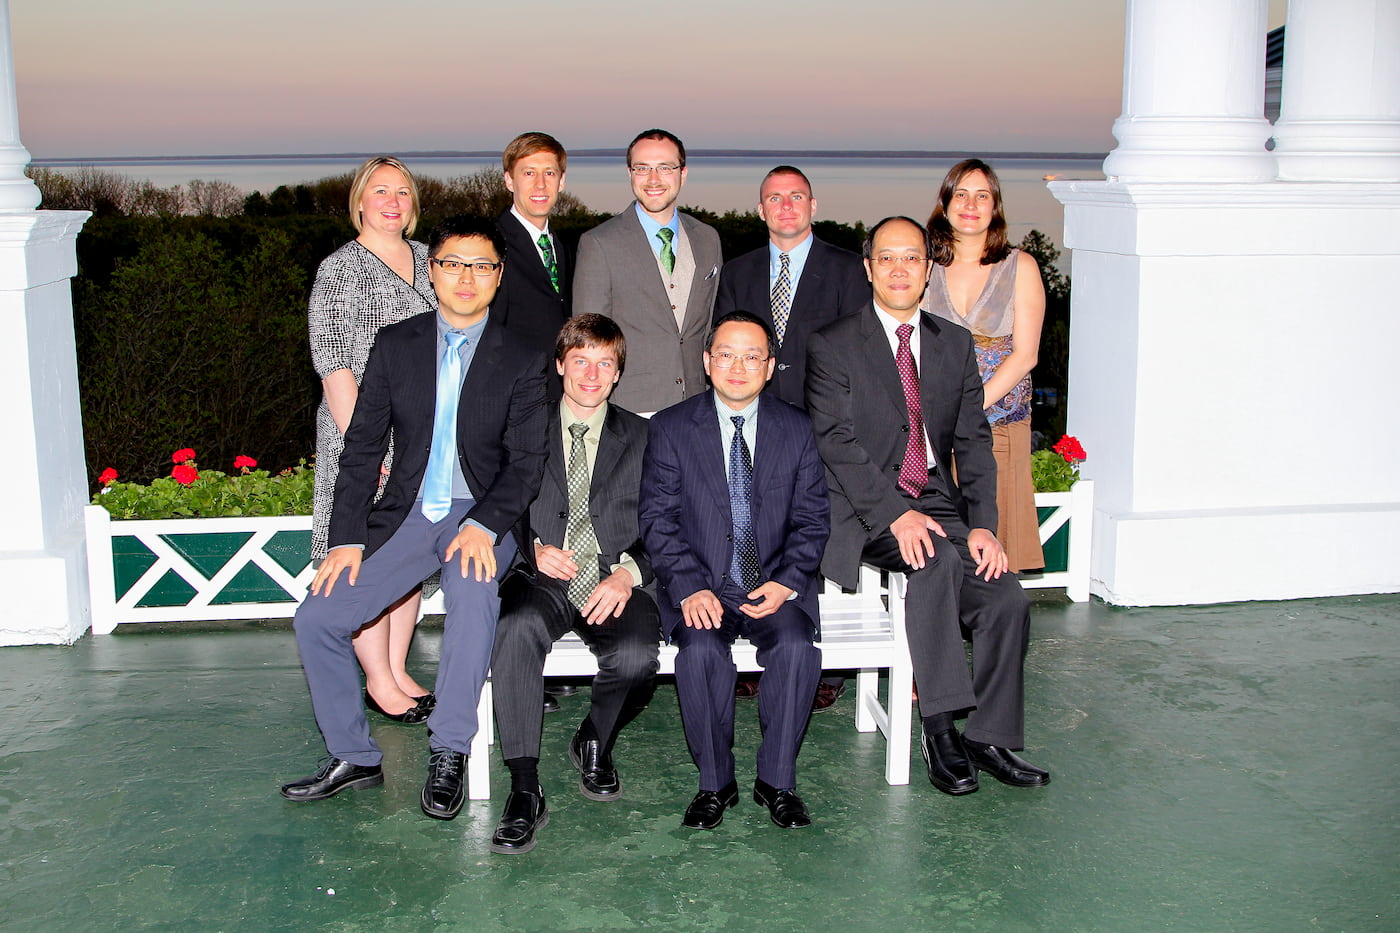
[293,501,516,765]
[491,572,661,760]
[861,483,1030,749]
[672,579,821,791]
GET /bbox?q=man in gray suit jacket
[487,315,660,854]
[573,129,722,414]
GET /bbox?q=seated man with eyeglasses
[281,216,549,824]
[573,128,722,416]
[639,311,829,831]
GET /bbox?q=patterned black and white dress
[308,239,436,558]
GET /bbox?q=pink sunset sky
[13,0,1287,158]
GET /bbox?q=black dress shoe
[543,692,561,714]
[569,730,621,801]
[489,787,550,854]
[753,779,812,828]
[964,739,1052,788]
[682,782,739,829]
[280,757,383,801]
[365,690,434,724]
[420,750,466,820]
[547,683,579,697]
[921,729,979,796]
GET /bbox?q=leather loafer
[280,757,383,801]
[682,781,739,830]
[543,692,561,714]
[490,787,550,854]
[964,739,1051,788]
[569,730,621,801]
[753,779,811,828]
[420,750,466,820]
[365,690,434,725]
[921,729,979,796]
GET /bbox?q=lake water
[33,154,1104,255]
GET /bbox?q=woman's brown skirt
[992,419,1044,572]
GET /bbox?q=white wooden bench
[465,566,913,799]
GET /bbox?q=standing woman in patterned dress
[308,156,438,722]
[922,159,1047,572]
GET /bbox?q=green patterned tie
[537,232,559,293]
[656,227,675,275]
[565,422,601,611]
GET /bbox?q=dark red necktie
[895,323,928,497]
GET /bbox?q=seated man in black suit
[805,216,1050,797]
[640,311,829,830]
[488,314,661,855]
[715,164,870,712]
[280,216,549,821]
[494,131,572,358]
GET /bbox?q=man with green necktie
[573,129,723,415]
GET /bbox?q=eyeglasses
[709,350,769,369]
[871,254,928,267]
[431,258,502,276]
[629,163,682,177]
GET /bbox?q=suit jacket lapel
[918,313,949,471]
[862,307,907,416]
[590,404,626,500]
[751,395,781,514]
[545,402,567,499]
[689,396,732,518]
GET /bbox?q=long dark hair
[927,158,1010,267]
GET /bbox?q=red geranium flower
[98,467,119,485]
[1052,435,1087,464]
[233,455,258,470]
[171,464,199,485]
[171,447,197,464]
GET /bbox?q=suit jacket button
[557,511,566,519]
[675,377,683,385]
[902,424,910,432]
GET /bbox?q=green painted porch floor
[1,593,1396,932]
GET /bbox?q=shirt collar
[561,400,609,435]
[713,391,760,426]
[509,205,550,238]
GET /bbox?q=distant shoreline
[33,149,1107,165]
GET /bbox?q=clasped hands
[680,581,793,629]
[535,543,634,625]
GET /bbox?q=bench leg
[854,669,878,733]
[468,681,492,800]
[885,574,913,786]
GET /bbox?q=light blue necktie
[728,415,760,591]
[421,331,470,522]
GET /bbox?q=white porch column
[1103,0,1276,181]
[0,0,93,645]
[1049,0,1400,606]
[1273,0,1400,181]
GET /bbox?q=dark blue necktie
[728,415,760,591]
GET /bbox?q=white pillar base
[0,209,92,645]
[1050,179,1400,606]
[1091,505,1400,607]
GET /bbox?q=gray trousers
[491,572,660,761]
[861,484,1030,749]
[293,501,516,765]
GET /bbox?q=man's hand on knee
[445,525,497,582]
[311,546,362,597]
[890,510,947,570]
[681,589,723,629]
[739,581,794,619]
[968,528,1009,581]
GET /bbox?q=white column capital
[1273,0,1400,181]
[1103,0,1276,182]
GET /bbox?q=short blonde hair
[348,156,420,236]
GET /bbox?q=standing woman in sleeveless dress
[308,157,438,721]
[922,159,1046,571]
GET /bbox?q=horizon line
[32,148,1109,165]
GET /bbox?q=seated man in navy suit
[487,314,661,855]
[280,216,549,821]
[640,311,829,830]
